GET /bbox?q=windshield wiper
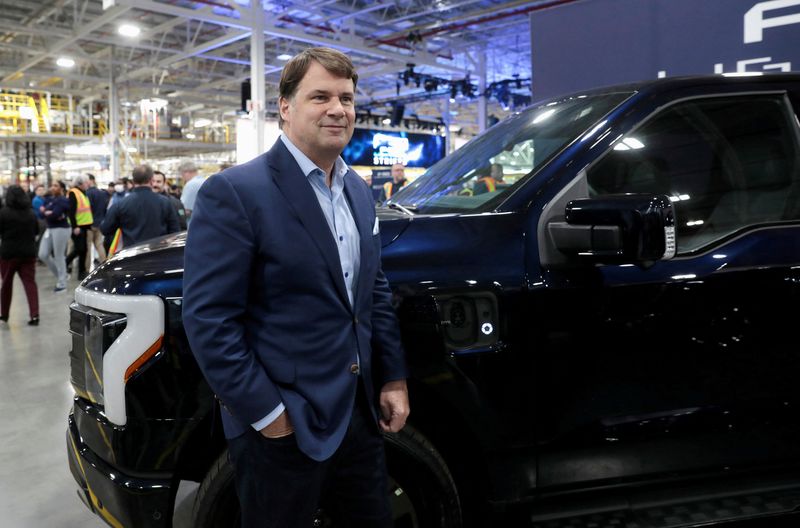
[386,202,417,215]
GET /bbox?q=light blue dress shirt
[252,135,362,432]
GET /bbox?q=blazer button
[353,317,359,324]
[350,363,360,375]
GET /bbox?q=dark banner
[530,0,800,101]
[342,128,446,168]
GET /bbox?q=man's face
[490,164,503,180]
[391,164,405,183]
[182,170,197,183]
[35,186,45,197]
[151,174,165,193]
[50,182,61,196]
[280,61,355,161]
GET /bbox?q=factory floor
[0,265,196,528]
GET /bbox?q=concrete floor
[0,266,195,528]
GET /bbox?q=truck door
[535,92,800,488]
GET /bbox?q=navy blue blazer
[182,140,408,461]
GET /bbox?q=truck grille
[69,302,127,407]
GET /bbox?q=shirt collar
[280,134,349,182]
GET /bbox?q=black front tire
[191,425,462,528]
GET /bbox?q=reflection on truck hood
[81,211,414,296]
[81,232,187,297]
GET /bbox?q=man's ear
[279,96,290,122]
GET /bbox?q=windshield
[387,92,633,214]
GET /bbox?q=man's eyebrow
[307,89,354,97]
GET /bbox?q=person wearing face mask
[108,181,129,210]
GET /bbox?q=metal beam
[250,2,266,156]
[117,0,463,74]
[1,4,131,83]
[116,29,250,83]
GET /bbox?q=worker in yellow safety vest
[65,174,94,280]
[378,163,408,203]
[473,163,508,195]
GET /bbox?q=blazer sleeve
[182,174,283,426]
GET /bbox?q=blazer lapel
[267,141,351,311]
[343,171,373,309]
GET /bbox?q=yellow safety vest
[383,180,406,199]
[477,177,496,192]
[69,188,93,226]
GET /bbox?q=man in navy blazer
[183,47,409,527]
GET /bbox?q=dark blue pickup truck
[68,73,800,528]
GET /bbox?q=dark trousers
[66,226,89,274]
[227,383,391,528]
[0,257,39,319]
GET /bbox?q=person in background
[64,175,93,281]
[0,185,40,325]
[31,185,45,218]
[378,162,408,203]
[152,170,187,230]
[39,181,71,292]
[107,178,131,210]
[472,162,507,194]
[31,184,46,257]
[101,165,180,248]
[85,173,108,267]
[178,160,207,225]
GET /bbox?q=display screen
[342,128,445,168]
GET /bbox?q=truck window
[388,92,632,214]
[587,94,800,253]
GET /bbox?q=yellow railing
[0,93,42,134]
[0,91,234,144]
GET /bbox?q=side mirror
[548,194,676,263]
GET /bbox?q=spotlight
[56,57,75,68]
[118,23,141,37]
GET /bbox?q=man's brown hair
[278,47,358,128]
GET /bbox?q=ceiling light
[194,118,212,127]
[277,53,292,61]
[56,57,75,68]
[118,23,141,37]
[382,118,391,125]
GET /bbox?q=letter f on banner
[745,0,800,43]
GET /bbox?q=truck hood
[81,211,413,296]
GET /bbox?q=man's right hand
[259,410,294,438]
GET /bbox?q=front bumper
[67,413,174,528]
